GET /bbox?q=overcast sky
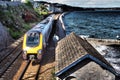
[35,0,120,7]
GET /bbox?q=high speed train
[22,14,54,60]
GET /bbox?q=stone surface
[0,22,13,51]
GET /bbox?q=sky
[34,0,120,8]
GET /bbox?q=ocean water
[96,45,120,74]
[35,0,120,8]
[63,11,120,74]
[63,11,120,39]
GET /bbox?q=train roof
[28,23,46,33]
[27,14,54,34]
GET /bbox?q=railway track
[0,44,21,64]
[0,14,59,79]
[18,60,40,80]
[0,37,23,63]
[0,38,23,78]
[0,46,22,77]
[16,14,59,80]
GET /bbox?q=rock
[0,22,14,51]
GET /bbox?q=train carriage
[22,14,54,60]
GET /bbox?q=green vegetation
[0,3,42,39]
[23,24,31,30]
[35,4,49,15]
[9,29,22,39]
[9,23,31,39]
[25,0,33,8]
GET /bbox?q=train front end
[23,32,43,60]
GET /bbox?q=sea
[37,0,120,75]
[62,11,120,74]
[35,0,120,8]
[63,11,120,39]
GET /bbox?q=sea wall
[56,13,67,40]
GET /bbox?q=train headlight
[38,50,42,54]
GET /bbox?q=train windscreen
[26,32,40,47]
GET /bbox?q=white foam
[95,45,108,55]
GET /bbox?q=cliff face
[0,22,13,51]
[0,1,41,51]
